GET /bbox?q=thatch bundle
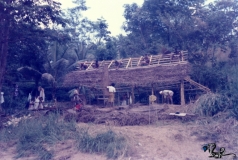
[63,63,190,87]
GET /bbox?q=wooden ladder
[184,77,211,93]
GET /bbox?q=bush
[76,129,128,159]
[194,93,230,116]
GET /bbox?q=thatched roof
[63,63,191,87]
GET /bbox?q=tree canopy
[1,0,238,110]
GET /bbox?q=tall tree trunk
[0,20,10,111]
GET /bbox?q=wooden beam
[181,51,184,61]
[149,55,152,65]
[108,60,114,69]
[126,58,131,68]
[131,86,134,104]
[180,80,185,105]
[137,56,143,66]
[86,61,94,70]
[158,55,161,64]
[102,65,109,99]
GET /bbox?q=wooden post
[117,92,120,106]
[102,65,109,105]
[151,87,154,105]
[127,91,129,105]
[180,80,185,105]
[131,86,135,104]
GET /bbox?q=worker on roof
[140,54,150,66]
[92,60,99,69]
[115,60,123,69]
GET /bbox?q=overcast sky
[59,0,143,36]
[59,0,214,36]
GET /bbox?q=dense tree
[0,0,66,110]
[94,38,117,60]
[122,0,205,55]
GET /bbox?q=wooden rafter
[86,61,94,70]
[126,58,131,68]
[108,60,114,68]
[74,51,188,71]
[149,55,153,65]
[137,56,143,66]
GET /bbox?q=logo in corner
[202,143,236,159]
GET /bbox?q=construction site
[60,51,212,126]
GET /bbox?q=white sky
[59,0,214,36]
[58,0,144,36]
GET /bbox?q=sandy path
[0,122,232,160]
[67,122,211,160]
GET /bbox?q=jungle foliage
[1,0,238,115]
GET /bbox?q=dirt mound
[66,104,196,126]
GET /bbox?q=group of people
[105,83,174,107]
[28,86,45,110]
[80,60,100,70]
[77,54,151,71]
[79,60,123,70]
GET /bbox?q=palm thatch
[63,63,191,87]
[41,73,55,86]
[17,66,42,80]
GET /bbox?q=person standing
[38,86,45,109]
[1,92,4,104]
[73,87,80,105]
[38,86,45,102]
[159,90,174,104]
[107,83,116,107]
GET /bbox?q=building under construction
[63,51,211,105]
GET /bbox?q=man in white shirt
[159,90,174,104]
[107,83,116,107]
[38,86,45,109]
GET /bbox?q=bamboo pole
[180,80,185,105]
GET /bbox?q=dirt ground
[0,104,237,160]
[0,123,210,160]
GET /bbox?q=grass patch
[0,112,77,160]
[0,113,128,159]
[76,129,128,159]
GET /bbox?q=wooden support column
[117,92,120,106]
[131,86,135,104]
[127,91,129,105]
[180,80,185,105]
[102,64,109,105]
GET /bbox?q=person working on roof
[107,83,116,107]
[159,90,174,104]
[80,63,88,70]
[114,60,123,69]
[140,54,150,66]
[93,60,99,69]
